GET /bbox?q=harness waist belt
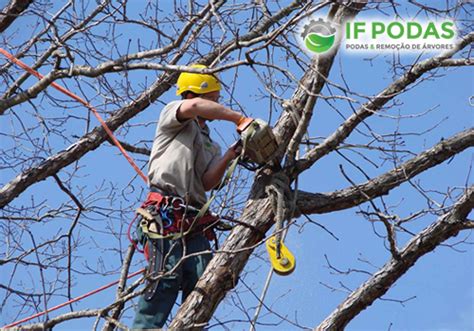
[139,191,218,241]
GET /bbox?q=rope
[252,173,293,331]
[264,172,293,258]
[0,47,148,184]
[0,49,150,328]
[3,268,145,329]
[249,262,274,331]
[251,173,297,330]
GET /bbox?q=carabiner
[160,208,173,228]
[170,197,185,210]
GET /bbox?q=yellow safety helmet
[176,64,221,96]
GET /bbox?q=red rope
[0,48,150,243]
[3,268,145,328]
[0,50,151,327]
[0,47,148,184]
[0,47,152,328]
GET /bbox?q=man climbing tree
[133,65,248,329]
[1,1,472,330]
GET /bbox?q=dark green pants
[132,234,212,330]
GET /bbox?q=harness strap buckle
[136,207,154,221]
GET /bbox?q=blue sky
[1,1,473,330]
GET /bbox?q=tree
[1,0,472,330]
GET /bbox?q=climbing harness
[137,192,218,241]
[134,191,220,300]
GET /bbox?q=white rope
[265,172,292,257]
[250,172,297,330]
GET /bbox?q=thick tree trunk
[169,183,275,329]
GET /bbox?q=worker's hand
[236,117,254,134]
[224,140,243,161]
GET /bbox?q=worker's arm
[178,98,242,124]
[202,143,241,191]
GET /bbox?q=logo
[297,17,457,55]
[301,18,337,54]
[344,20,456,53]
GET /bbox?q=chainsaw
[237,118,279,168]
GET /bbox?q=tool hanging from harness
[135,192,219,301]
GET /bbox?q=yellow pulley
[265,235,296,276]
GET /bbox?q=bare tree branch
[1,0,112,100]
[316,186,473,330]
[293,32,474,176]
[1,1,472,329]
[273,1,367,163]
[0,0,34,33]
[0,0,308,209]
[0,0,220,114]
[0,72,173,209]
[296,128,474,215]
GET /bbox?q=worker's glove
[236,117,254,134]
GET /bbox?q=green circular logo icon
[301,18,337,54]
